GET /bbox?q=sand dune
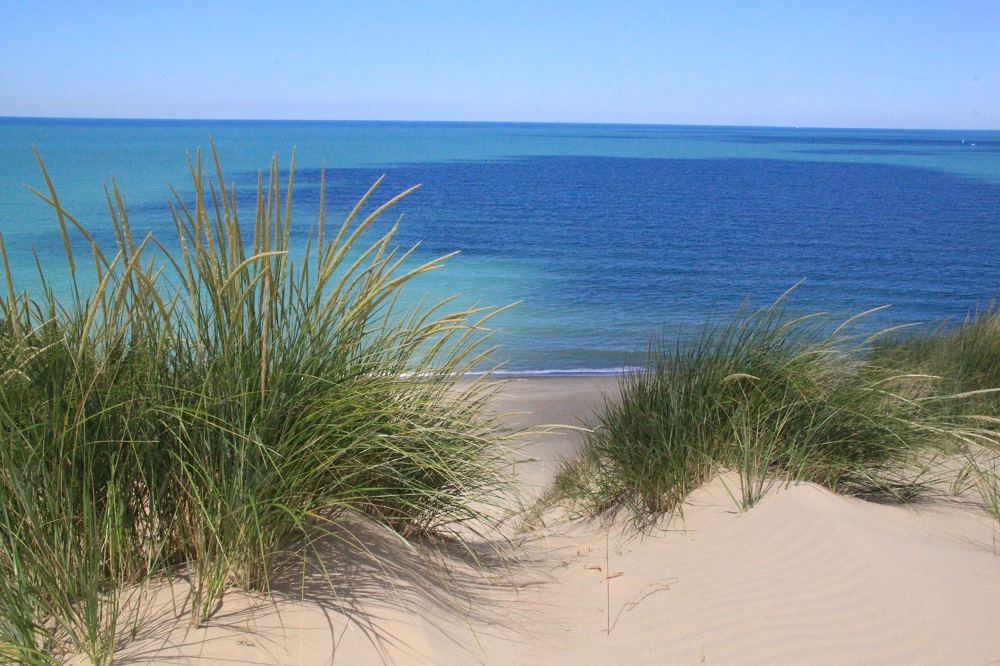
[505,479,1000,665]
[114,377,1000,665]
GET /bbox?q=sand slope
[503,479,1000,665]
[114,378,1000,665]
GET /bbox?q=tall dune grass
[870,308,1000,520]
[0,146,512,664]
[870,306,1000,416]
[556,289,999,524]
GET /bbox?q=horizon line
[2,115,998,134]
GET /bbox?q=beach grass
[869,306,1000,415]
[554,289,1000,525]
[868,308,1000,519]
[0,146,513,664]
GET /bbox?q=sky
[1,1,998,129]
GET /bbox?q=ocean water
[1,118,999,374]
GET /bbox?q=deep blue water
[1,118,999,373]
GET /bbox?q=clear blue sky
[1,0,997,129]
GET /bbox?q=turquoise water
[2,118,999,373]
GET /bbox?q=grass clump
[556,289,996,525]
[869,308,1000,520]
[870,306,1000,415]
[0,146,512,664]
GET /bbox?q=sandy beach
[100,376,1000,665]
[5,4,999,664]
